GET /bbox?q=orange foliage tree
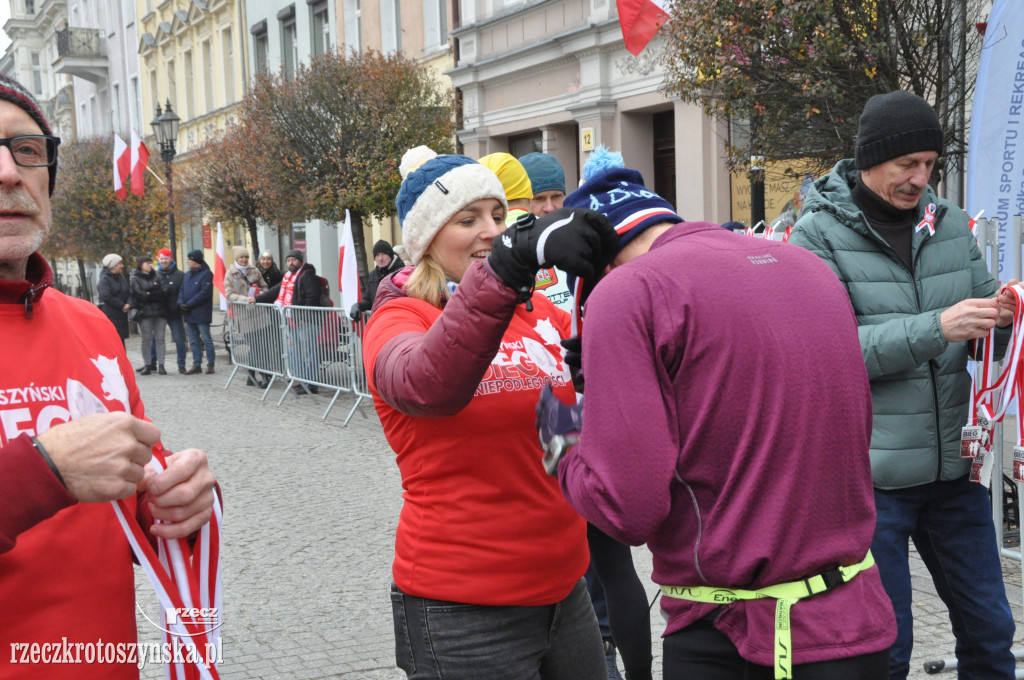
[46,137,169,263]
[242,49,455,282]
[178,124,304,256]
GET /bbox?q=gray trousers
[139,316,167,365]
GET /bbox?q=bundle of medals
[962,283,1024,486]
[112,446,223,680]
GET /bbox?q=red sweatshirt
[0,253,151,679]
[364,261,589,606]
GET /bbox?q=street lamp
[151,99,181,256]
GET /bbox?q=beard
[288,263,300,273]
[0,186,48,261]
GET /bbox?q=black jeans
[391,579,605,680]
[664,611,890,680]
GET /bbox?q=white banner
[966,0,1024,282]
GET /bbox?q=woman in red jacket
[363,147,616,679]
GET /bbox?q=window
[183,51,194,118]
[29,52,42,96]
[343,0,361,52]
[165,58,176,105]
[112,82,121,133]
[510,132,542,158]
[25,0,34,15]
[148,68,158,109]
[281,15,297,77]
[202,40,214,111]
[251,22,269,75]
[79,102,87,135]
[379,0,400,53]
[221,28,234,103]
[130,76,140,131]
[89,94,98,135]
[311,1,330,56]
[423,0,447,51]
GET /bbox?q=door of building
[653,110,676,209]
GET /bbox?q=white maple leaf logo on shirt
[89,355,130,413]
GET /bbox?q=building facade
[136,0,250,259]
[2,0,75,138]
[55,0,141,140]
[448,0,730,223]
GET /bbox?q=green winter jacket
[789,159,1002,490]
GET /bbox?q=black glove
[488,208,618,300]
[178,303,190,315]
[560,336,584,393]
[560,336,581,370]
[349,303,362,321]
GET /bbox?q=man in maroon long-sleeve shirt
[552,168,896,679]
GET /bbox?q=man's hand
[34,412,159,503]
[940,298,1002,342]
[139,449,216,540]
[996,279,1020,327]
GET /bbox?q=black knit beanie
[855,91,943,170]
[0,73,58,195]
[372,240,394,258]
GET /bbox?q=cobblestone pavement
[128,318,1024,679]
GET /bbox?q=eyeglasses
[0,135,61,167]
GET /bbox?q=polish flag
[214,222,228,311]
[113,134,130,200]
[130,128,150,196]
[617,0,669,55]
[338,209,361,314]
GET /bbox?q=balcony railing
[56,27,102,59]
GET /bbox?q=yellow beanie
[478,153,533,201]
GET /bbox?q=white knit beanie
[102,253,123,269]
[394,147,507,265]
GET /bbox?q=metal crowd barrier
[225,301,372,425]
[225,302,287,400]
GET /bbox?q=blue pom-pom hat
[563,167,682,262]
[395,147,507,265]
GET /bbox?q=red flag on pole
[616,0,668,55]
[130,128,150,196]
[113,134,130,200]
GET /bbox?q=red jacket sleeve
[367,260,520,417]
[0,433,76,554]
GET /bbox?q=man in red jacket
[0,73,216,679]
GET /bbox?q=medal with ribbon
[915,203,937,236]
[969,284,1024,484]
[112,446,223,680]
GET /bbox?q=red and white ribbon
[969,209,985,243]
[915,203,937,236]
[111,448,222,680]
[973,284,1024,424]
[968,284,1024,485]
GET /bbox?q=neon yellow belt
[660,551,875,680]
